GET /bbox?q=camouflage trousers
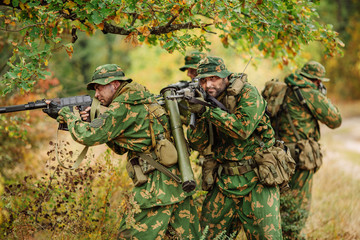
[281,169,314,239]
[118,197,201,240]
[200,183,282,239]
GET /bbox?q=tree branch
[102,21,213,36]
[0,23,44,32]
[165,7,184,27]
[102,22,132,35]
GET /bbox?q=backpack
[261,79,288,117]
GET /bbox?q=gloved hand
[188,89,206,114]
[43,100,62,119]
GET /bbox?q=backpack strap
[283,103,302,141]
[289,85,320,139]
[292,86,310,110]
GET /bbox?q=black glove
[188,89,206,114]
[43,100,62,119]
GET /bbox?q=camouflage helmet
[196,56,232,79]
[87,64,132,90]
[299,61,329,82]
[179,51,207,71]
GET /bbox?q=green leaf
[90,11,103,25]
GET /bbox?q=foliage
[0,76,60,179]
[0,174,5,226]
[0,147,136,239]
[280,192,307,240]
[0,0,344,96]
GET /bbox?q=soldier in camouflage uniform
[179,51,207,81]
[186,56,282,239]
[272,61,342,238]
[49,64,201,239]
[176,51,207,122]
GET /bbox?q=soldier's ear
[111,80,121,90]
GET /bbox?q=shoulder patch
[89,113,109,128]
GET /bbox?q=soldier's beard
[206,79,228,98]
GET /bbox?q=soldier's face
[187,68,197,80]
[94,82,117,107]
[313,79,321,87]
[199,75,229,98]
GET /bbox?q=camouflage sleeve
[202,85,266,139]
[106,141,128,155]
[187,116,210,152]
[303,89,342,129]
[57,101,133,146]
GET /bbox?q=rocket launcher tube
[160,87,196,192]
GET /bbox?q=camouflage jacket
[273,73,342,143]
[187,75,276,197]
[58,82,191,208]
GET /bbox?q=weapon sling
[282,86,318,141]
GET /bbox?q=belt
[220,160,255,176]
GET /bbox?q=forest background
[0,0,360,239]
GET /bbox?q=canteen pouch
[126,157,148,187]
[294,138,323,171]
[155,136,178,167]
[253,141,296,189]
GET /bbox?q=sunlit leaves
[0,0,344,95]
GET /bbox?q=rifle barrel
[0,101,47,114]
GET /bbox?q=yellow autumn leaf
[44,59,48,66]
[19,2,27,10]
[221,35,229,46]
[64,1,77,9]
[63,9,70,15]
[170,5,180,15]
[114,14,121,24]
[150,19,159,27]
[4,0,10,5]
[65,44,74,59]
[97,23,104,30]
[124,32,139,47]
[137,26,150,37]
[213,15,220,24]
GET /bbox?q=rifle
[161,80,217,129]
[0,95,93,130]
[166,57,253,119]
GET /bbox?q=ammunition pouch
[201,155,219,191]
[155,135,178,167]
[286,138,323,172]
[126,157,152,187]
[253,141,296,190]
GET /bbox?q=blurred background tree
[317,0,360,100]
